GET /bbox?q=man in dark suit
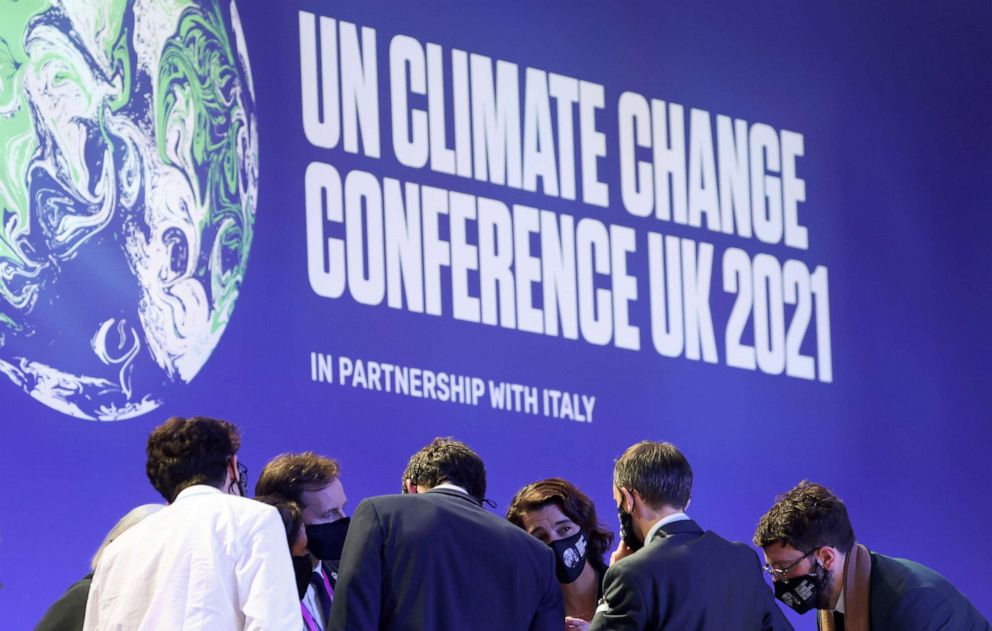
[755,481,990,630]
[589,441,791,631]
[327,437,564,631]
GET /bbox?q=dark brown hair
[255,452,340,508]
[402,437,486,502]
[146,416,240,502]
[753,480,856,554]
[507,477,614,576]
[255,494,304,550]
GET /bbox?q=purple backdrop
[1,1,990,628]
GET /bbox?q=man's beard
[816,566,835,610]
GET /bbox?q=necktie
[311,570,332,627]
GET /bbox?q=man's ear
[818,546,841,572]
[619,487,635,512]
[404,479,418,494]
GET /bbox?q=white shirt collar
[173,484,223,502]
[834,587,846,614]
[431,483,469,495]
[645,511,690,543]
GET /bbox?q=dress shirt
[302,562,331,631]
[83,485,300,630]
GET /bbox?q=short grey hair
[91,504,165,571]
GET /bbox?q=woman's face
[521,503,581,544]
[291,523,309,557]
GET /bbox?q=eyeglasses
[763,547,820,581]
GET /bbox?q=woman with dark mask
[507,478,613,627]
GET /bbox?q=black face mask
[292,555,312,600]
[305,518,351,561]
[774,563,826,615]
[228,460,248,497]
[550,531,588,584]
[617,504,642,551]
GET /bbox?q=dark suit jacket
[820,551,990,631]
[35,574,92,631]
[589,519,792,631]
[327,488,563,631]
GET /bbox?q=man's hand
[608,540,635,566]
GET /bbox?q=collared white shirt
[83,485,300,631]
[834,587,846,614]
[302,561,330,631]
[645,511,691,544]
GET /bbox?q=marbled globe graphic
[0,0,257,420]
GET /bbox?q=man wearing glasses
[587,441,792,631]
[83,416,300,630]
[755,481,990,630]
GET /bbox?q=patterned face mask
[774,562,825,615]
[550,531,588,584]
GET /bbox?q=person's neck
[638,505,685,541]
[561,560,599,622]
[827,552,848,610]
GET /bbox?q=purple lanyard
[301,565,334,631]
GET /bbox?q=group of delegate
[37,416,990,631]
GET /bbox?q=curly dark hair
[613,441,692,510]
[402,437,486,502]
[255,494,304,550]
[506,477,614,576]
[753,480,856,554]
[255,452,340,507]
[146,416,240,502]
